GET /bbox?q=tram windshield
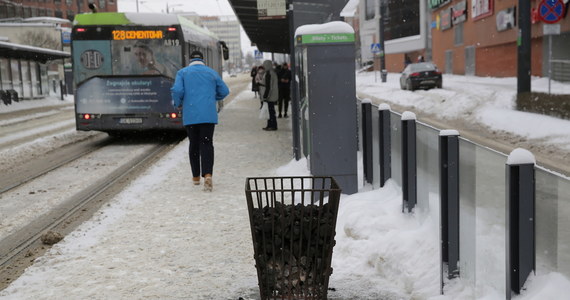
[72,26,182,85]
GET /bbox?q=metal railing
[357,99,570,299]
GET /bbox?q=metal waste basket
[245,176,342,300]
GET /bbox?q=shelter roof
[0,41,70,63]
[227,0,349,53]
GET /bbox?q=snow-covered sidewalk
[0,91,293,299]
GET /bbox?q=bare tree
[20,31,61,50]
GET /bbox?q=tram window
[207,48,213,67]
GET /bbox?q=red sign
[538,0,565,24]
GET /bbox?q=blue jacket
[171,60,229,125]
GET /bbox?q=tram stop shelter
[228,0,353,183]
[0,41,70,101]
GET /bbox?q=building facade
[358,0,430,72]
[179,14,243,72]
[357,0,570,80]
[199,16,243,71]
[431,0,570,79]
[0,0,118,21]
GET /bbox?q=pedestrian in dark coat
[250,66,259,97]
[277,62,291,118]
[261,60,278,131]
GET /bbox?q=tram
[71,12,228,134]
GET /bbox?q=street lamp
[166,3,183,14]
[379,0,387,82]
[136,0,148,12]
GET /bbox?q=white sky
[117,0,258,58]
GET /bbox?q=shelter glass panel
[535,168,570,277]
[371,103,380,189]
[21,60,32,99]
[40,65,48,96]
[30,62,40,97]
[390,111,402,187]
[0,58,11,90]
[10,59,22,95]
[416,123,440,214]
[459,139,507,298]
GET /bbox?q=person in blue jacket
[171,50,229,192]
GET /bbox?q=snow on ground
[0,95,73,113]
[357,72,570,153]
[1,74,570,299]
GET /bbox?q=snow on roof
[0,22,56,28]
[23,17,71,24]
[507,148,536,165]
[0,41,69,56]
[122,13,180,25]
[295,21,354,36]
[340,0,359,17]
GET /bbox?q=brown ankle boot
[203,174,213,192]
[192,177,201,185]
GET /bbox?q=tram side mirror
[219,41,229,61]
[88,3,98,13]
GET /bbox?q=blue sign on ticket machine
[294,21,358,194]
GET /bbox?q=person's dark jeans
[278,87,290,116]
[266,101,277,129]
[185,123,215,177]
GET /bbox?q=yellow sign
[112,30,164,40]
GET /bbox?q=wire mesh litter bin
[245,176,342,300]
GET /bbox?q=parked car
[399,62,442,91]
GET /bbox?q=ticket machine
[294,21,358,194]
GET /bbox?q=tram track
[0,133,112,194]
[0,75,248,289]
[0,135,182,290]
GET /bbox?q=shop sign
[440,8,453,30]
[429,0,452,10]
[452,1,467,25]
[298,33,355,45]
[257,0,286,20]
[472,0,493,20]
[496,7,516,31]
